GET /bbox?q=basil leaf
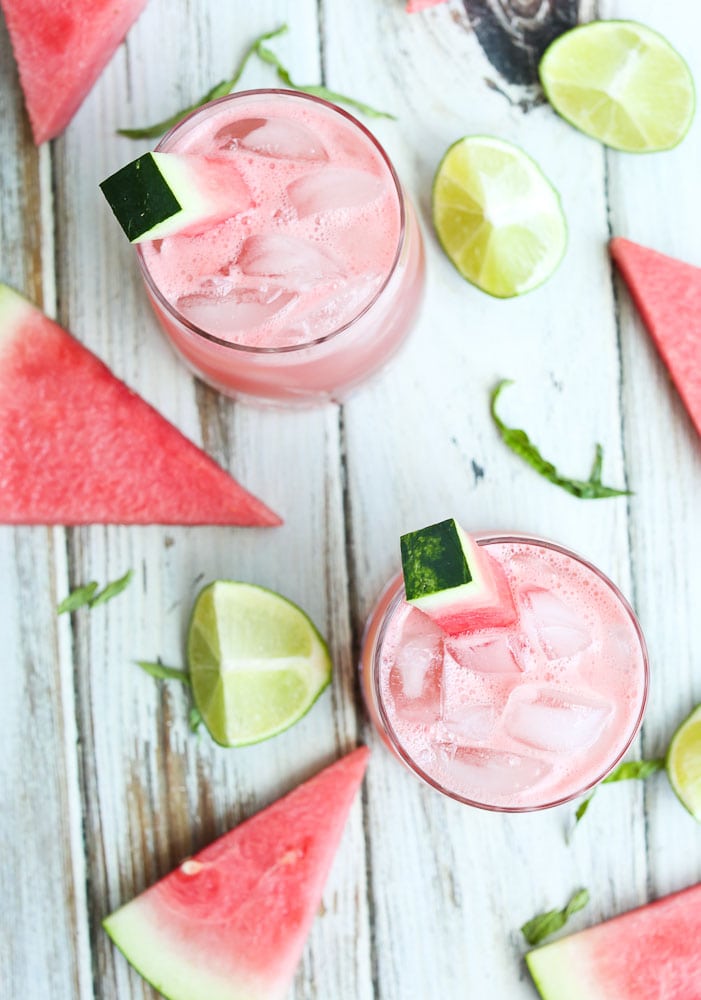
[135,659,191,685]
[603,758,665,783]
[256,43,395,119]
[118,25,289,138]
[521,888,590,946]
[57,581,99,614]
[118,23,393,139]
[89,569,134,608]
[572,758,664,834]
[490,380,631,499]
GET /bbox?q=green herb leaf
[118,23,393,139]
[521,888,590,946]
[89,569,134,608]
[188,705,203,732]
[117,25,289,138]
[572,758,664,833]
[135,659,191,685]
[490,380,631,499]
[57,581,99,614]
[602,758,665,783]
[256,42,395,119]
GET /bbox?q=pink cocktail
[361,534,649,811]
[138,90,425,404]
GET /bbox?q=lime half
[667,703,701,821]
[432,136,567,298]
[187,581,332,747]
[539,21,695,152]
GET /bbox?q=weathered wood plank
[603,0,701,901]
[327,0,650,995]
[0,13,92,1000]
[48,1,370,997]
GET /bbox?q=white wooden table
[2,1,700,997]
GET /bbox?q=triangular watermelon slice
[0,284,280,525]
[610,237,701,439]
[527,881,701,999]
[0,0,149,144]
[104,747,370,1000]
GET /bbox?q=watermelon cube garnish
[0,0,149,144]
[400,518,516,635]
[610,237,701,440]
[0,284,280,525]
[100,152,252,243]
[103,748,369,1000]
[406,0,447,11]
[527,881,701,999]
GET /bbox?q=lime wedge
[666,703,701,821]
[539,21,695,152]
[187,581,332,747]
[432,136,567,298]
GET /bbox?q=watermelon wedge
[0,284,280,525]
[400,518,517,635]
[0,0,149,145]
[527,881,701,1000]
[406,0,447,11]
[610,238,701,439]
[100,153,252,243]
[104,747,370,1000]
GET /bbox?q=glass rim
[369,532,650,814]
[136,88,407,355]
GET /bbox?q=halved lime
[539,21,695,152]
[187,581,332,747]
[432,136,567,298]
[666,703,701,821]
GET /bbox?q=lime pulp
[187,581,332,747]
[432,135,567,298]
[666,703,701,821]
[539,20,695,152]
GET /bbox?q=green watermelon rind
[99,152,249,243]
[103,897,267,1000]
[187,580,332,748]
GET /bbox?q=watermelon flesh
[104,747,370,1000]
[0,284,280,525]
[527,881,701,1000]
[610,238,701,440]
[406,0,447,11]
[1,0,149,144]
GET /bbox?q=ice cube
[434,704,497,744]
[285,272,383,339]
[436,744,551,798]
[176,284,296,334]
[237,233,344,289]
[388,609,443,723]
[214,117,328,161]
[445,633,523,673]
[503,685,614,753]
[522,588,592,660]
[287,167,384,217]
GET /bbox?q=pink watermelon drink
[136,90,425,404]
[361,532,649,811]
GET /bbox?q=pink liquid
[138,91,425,404]
[361,535,648,811]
